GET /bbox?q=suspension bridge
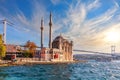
[73,49,110,54]
[73,45,119,56]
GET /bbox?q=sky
[0,0,120,53]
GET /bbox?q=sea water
[0,61,120,80]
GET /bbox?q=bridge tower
[111,45,115,54]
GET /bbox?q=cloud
[54,0,120,52]
[0,1,50,46]
[87,0,101,11]
[61,1,86,35]
[50,0,61,5]
[0,0,120,52]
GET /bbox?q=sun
[104,30,120,43]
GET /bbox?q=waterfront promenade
[0,58,87,67]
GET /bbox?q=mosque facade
[40,13,73,61]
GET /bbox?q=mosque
[40,13,73,61]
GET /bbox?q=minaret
[40,18,44,48]
[49,12,52,49]
[3,19,7,44]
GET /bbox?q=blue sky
[0,0,120,53]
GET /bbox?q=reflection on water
[0,62,120,80]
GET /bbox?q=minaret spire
[49,12,52,49]
[40,17,44,48]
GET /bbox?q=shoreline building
[40,13,73,61]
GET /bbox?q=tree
[0,34,6,58]
[24,40,37,57]
[22,50,32,58]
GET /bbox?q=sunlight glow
[105,30,120,43]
